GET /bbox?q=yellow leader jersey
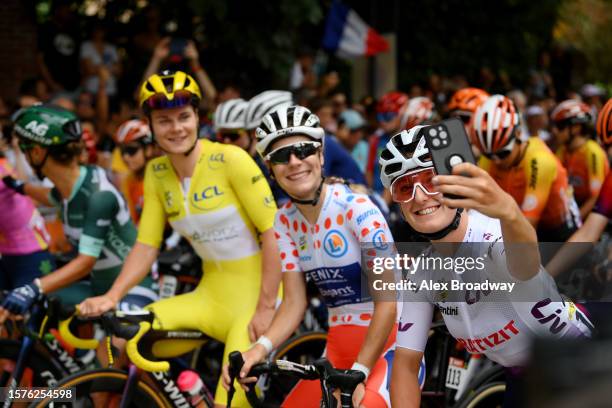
[138,139,277,272]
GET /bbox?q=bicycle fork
[2,336,35,408]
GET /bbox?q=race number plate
[159,275,178,298]
[445,357,467,390]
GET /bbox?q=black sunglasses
[265,141,321,165]
[120,144,143,157]
[217,131,243,142]
[482,149,512,161]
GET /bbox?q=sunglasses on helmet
[481,139,515,161]
[217,130,245,142]
[377,112,398,123]
[145,89,195,110]
[390,168,440,203]
[120,143,143,157]
[265,141,321,165]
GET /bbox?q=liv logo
[398,322,414,332]
[323,230,348,258]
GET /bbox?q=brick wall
[0,0,38,102]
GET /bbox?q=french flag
[323,0,389,59]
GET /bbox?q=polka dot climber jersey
[274,183,394,326]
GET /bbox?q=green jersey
[49,165,151,294]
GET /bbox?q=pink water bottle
[177,370,207,407]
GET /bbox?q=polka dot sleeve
[273,208,301,273]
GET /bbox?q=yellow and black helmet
[139,70,202,113]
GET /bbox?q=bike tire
[250,331,328,408]
[28,368,171,408]
[0,339,66,388]
[454,381,506,408]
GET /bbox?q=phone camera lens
[429,128,437,136]
[432,138,441,147]
[440,131,448,139]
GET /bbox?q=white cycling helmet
[213,98,248,131]
[471,94,520,154]
[399,97,435,130]
[256,105,325,157]
[379,126,433,189]
[245,90,293,130]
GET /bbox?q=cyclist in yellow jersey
[78,70,281,407]
[472,95,581,242]
[551,99,609,219]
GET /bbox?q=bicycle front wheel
[455,381,506,408]
[29,368,169,408]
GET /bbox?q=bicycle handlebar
[226,350,365,408]
[57,307,99,350]
[125,320,170,372]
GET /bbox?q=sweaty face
[269,135,323,201]
[150,105,198,155]
[400,185,457,234]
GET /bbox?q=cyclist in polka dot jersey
[223,106,426,408]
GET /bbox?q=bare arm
[247,228,283,340]
[435,162,540,280]
[390,348,423,408]
[222,271,307,386]
[185,41,217,103]
[39,254,96,293]
[24,183,53,207]
[579,195,598,220]
[546,212,608,277]
[355,300,396,370]
[78,242,158,316]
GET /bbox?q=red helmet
[447,88,490,115]
[399,97,435,130]
[114,119,151,145]
[376,91,409,114]
[471,95,520,154]
[596,98,612,148]
[550,99,592,126]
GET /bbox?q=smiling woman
[223,104,409,408]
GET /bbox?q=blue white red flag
[323,0,389,59]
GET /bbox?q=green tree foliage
[392,0,561,89]
[555,0,612,88]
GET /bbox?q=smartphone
[422,118,476,176]
[169,38,188,58]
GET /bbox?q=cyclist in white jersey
[222,105,413,407]
[378,126,592,407]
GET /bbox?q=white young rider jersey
[275,183,395,326]
[397,210,593,367]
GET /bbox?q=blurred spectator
[336,109,368,173]
[318,71,341,98]
[330,91,348,118]
[18,78,50,105]
[289,47,317,91]
[50,96,76,112]
[525,105,551,145]
[311,99,366,184]
[36,1,81,92]
[507,89,529,141]
[478,67,496,91]
[528,51,555,100]
[580,84,606,124]
[80,21,121,99]
[217,82,242,103]
[140,38,217,105]
[426,73,446,107]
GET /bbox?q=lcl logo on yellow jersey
[191,186,225,210]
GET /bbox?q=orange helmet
[448,88,490,115]
[596,98,612,147]
[550,99,592,126]
[471,95,520,154]
[399,97,435,130]
[115,119,151,145]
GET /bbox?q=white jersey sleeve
[396,300,434,352]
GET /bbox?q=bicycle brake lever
[227,351,244,408]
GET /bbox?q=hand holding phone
[422,118,476,177]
